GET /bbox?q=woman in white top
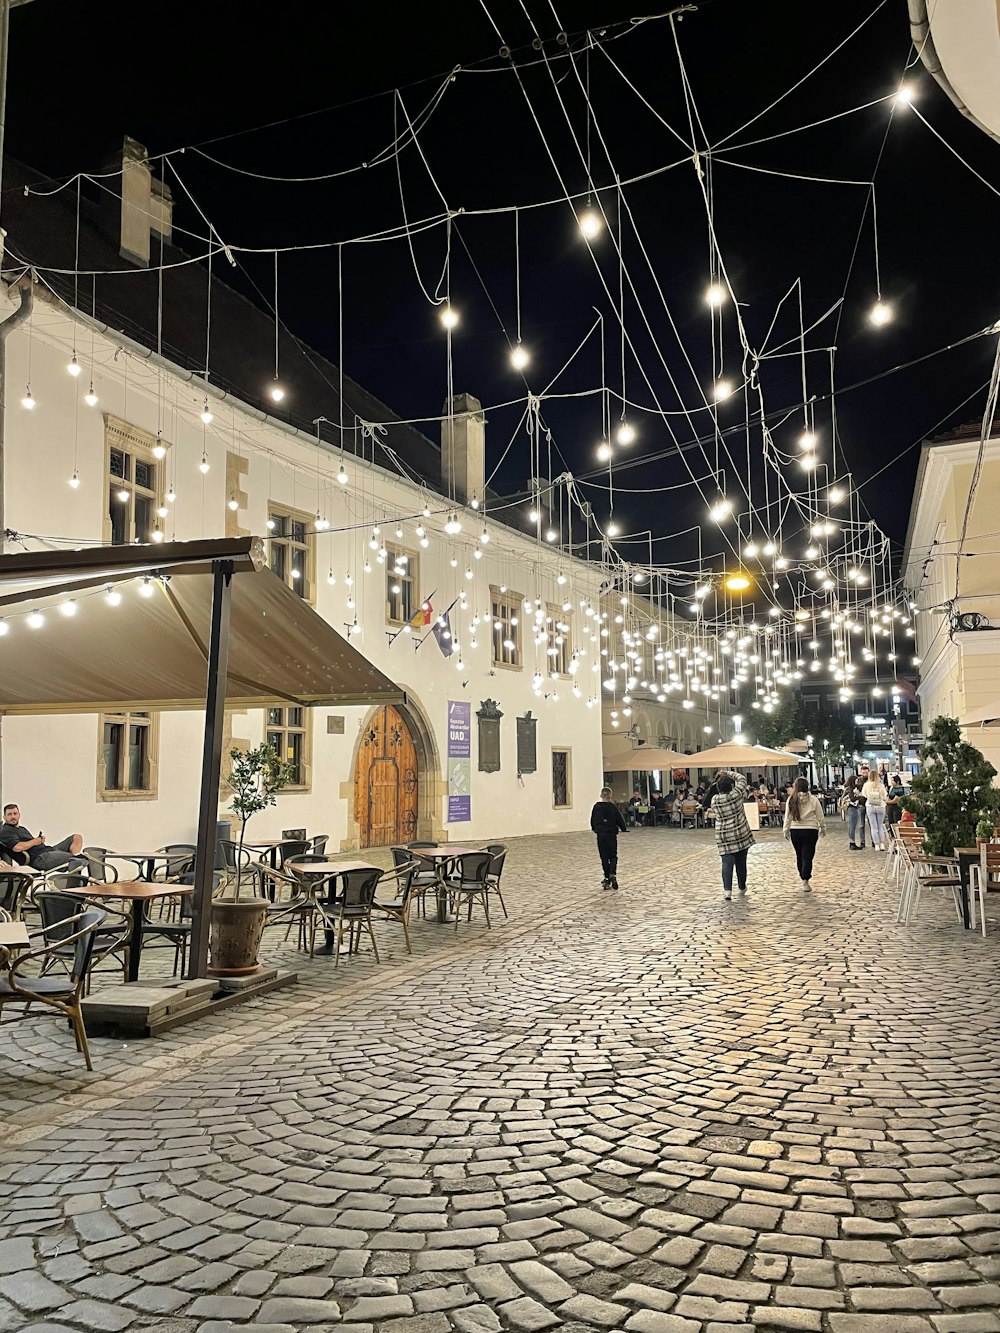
[783,777,826,890]
[861,775,888,850]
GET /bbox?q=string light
[606,520,619,537]
[444,513,462,535]
[596,440,612,462]
[744,543,759,558]
[510,343,529,370]
[151,528,164,544]
[578,208,602,239]
[800,455,818,471]
[616,421,635,446]
[712,379,733,402]
[798,431,817,450]
[227,496,239,511]
[828,486,845,503]
[269,380,286,403]
[709,498,732,522]
[20,387,34,410]
[868,300,893,327]
[84,384,98,407]
[705,283,726,308]
[67,356,81,378]
[199,455,210,474]
[59,600,77,617]
[336,461,348,485]
[200,400,214,424]
[139,578,155,598]
[479,527,489,544]
[895,84,913,106]
[439,305,459,329]
[26,611,44,629]
[166,487,176,503]
[68,472,80,489]
[152,437,166,460]
[105,587,122,608]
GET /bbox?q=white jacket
[783,792,826,834]
[861,779,886,809]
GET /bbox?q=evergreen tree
[902,716,1000,856]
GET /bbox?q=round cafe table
[284,859,380,956]
[409,847,485,924]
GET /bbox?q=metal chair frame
[374,862,418,954]
[444,852,493,932]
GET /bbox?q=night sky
[6,0,1000,573]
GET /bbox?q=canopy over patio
[683,742,804,769]
[959,702,1000,728]
[0,537,404,975]
[602,745,690,773]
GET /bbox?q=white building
[0,142,732,851]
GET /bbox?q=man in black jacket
[591,787,628,890]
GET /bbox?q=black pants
[790,828,819,881]
[596,831,618,878]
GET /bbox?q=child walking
[590,787,627,890]
[783,776,826,890]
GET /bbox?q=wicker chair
[322,868,382,965]
[444,852,493,932]
[483,844,509,919]
[36,884,131,988]
[374,862,418,954]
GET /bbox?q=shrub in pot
[902,717,1000,857]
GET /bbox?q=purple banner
[447,700,472,822]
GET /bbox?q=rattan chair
[0,866,33,920]
[36,884,131,988]
[374,861,418,954]
[483,844,509,919]
[0,904,106,1069]
[323,868,382,966]
[310,834,329,856]
[444,852,493,932]
[82,847,118,883]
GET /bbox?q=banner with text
[447,700,472,823]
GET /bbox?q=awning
[683,742,803,769]
[602,745,690,772]
[0,537,403,714]
[960,702,1000,728]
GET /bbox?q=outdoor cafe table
[111,851,181,882]
[245,839,297,871]
[412,847,486,924]
[285,858,379,956]
[81,881,193,982]
[0,919,30,970]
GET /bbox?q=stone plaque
[516,711,537,775]
[326,715,345,734]
[477,698,503,773]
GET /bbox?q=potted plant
[902,717,1000,857]
[210,743,293,977]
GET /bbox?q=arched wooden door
[355,705,419,848]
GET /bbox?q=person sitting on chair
[0,803,87,873]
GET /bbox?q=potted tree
[902,716,1000,857]
[210,743,293,976]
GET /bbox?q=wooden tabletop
[244,839,292,848]
[0,921,29,946]
[287,859,378,875]
[0,863,37,875]
[417,846,486,859]
[82,881,193,901]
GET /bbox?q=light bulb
[139,579,155,598]
[166,488,176,503]
[869,300,893,327]
[705,282,726,308]
[200,401,214,424]
[744,543,759,558]
[327,572,336,586]
[0,620,8,636]
[775,556,789,569]
[616,421,635,446]
[480,527,489,544]
[895,84,913,106]
[152,441,166,460]
[316,515,330,531]
[712,379,733,402]
[269,381,285,402]
[528,508,539,523]
[473,547,482,560]
[596,441,612,462]
[199,456,210,474]
[439,305,459,329]
[510,344,529,370]
[470,496,480,510]
[26,611,44,629]
[228,497,239,511]
[84,385,98,407]
[420,536,429,548]
[68,472,80,490]
[157,506,168,518]
[337,462,348,485]
[800,454,818,471]
[59,600,77,617]
[805,545,820,559]
[151,529,164,543]
[20,388,34,410]
[606,521,619,537]
[116,488,129,503]
[422,502,431,517]
[578,208,602,239]
[444,513,462,535]
[828,486,845,503]
[710,498,732,522]
[798,430,817,450]
[545,529,557,543]
[67,356,82,377]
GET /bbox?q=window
[105,416,165,545]
[551,748,572,808]
[546,604,573,677]
[268,505,314,600]
[386,548,418,625]
[491,586,522,669]
[266,706,310,789]
[99,711,158,799]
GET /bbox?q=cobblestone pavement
[2,827,1000,1333]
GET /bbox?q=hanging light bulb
[545,529,557,543]
[444,512,462,535]
[116,487,129,503]
[139,578,155,598]
[200,400,214,424]
[744,542,759,558]
[578,207,602,239]
[712,379,733,402]
[67,355,82,377]
[157,505,168,519]
[151,528,164,544]
[510,343,529,370]
[228,496,239,511]
[606,520,619,537]
[705,283,726,308]
[828,486,845,503]
[528,506,539,522]
[199,455,210,474]
[596,440,612,462]
[336,461,348,485]
[84,384,98,407]
[709,498,732,522]
[439,305,459,329]
[616,421,635,446]
[20,387,34,410]
[315,514,330,531]
[422,500,431,517]
[869,300,893,327]
[59,600,77,617]
[166,487,176,503]
[798,431,817,450]
[895,84,913,106]
[269,380,286,403]
[800,454,818,471]
[68,472,80,490]
[480,526,489,544]
[26,610,44,629]
[152,438,166,460]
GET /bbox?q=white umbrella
[602,745,689,772]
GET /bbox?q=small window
[266,706,311,790]
[99,711,158,800]
[386,548,418,625]
[490,587,522,669]
[546,604,573,677]
[552,748,572,808]
[105,425,164,546]
[268,505,315,601]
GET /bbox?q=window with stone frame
[490,586,522,669]
[546,604,573,677]
[268,504,315,601]
[386,547,419,625]
[551,748,572,808]
[98,710,158,799]
[266,706,311,790]
[105,416,165,546]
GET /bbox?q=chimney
[120,137,173,267]
[441,392,485,505]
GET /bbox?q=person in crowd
[840,776,867,850]
[710,772,755,901]
[861,771,888,850]
[591,786,628,890]
[783,776,826,891]
[0,803,87,873]
[886,773,906,827]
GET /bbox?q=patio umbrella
[602,745,689,772]
[959,702,1000,728]
[683,742,803,769]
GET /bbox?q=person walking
[783,776,826,890]
[840,776,867,850]
[591,786,627,890]
[710,771,755,901]
[862,772,888,850]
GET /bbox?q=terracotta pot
[209,898,268,976]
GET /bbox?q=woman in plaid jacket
[710,771,755,900]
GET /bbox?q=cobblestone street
[2,827,1000,1333]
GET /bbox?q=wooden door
[355,705,419,848]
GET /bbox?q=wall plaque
[477,698,503,773]
[516,711,537,775]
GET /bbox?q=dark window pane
[135,459,155,491]
[291,520,306,541]
[288,708,303,728]
[109,489,127,545]
[103,722,123,790]
[290,548,305,595]
[288,731,303,783]
[552,752,569,806]
[267,708,282,727]
[127,723,148,790]
[135,495,152,542]
[266,730,281,753]
[109,449,127,480]
[270,544,286,580]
